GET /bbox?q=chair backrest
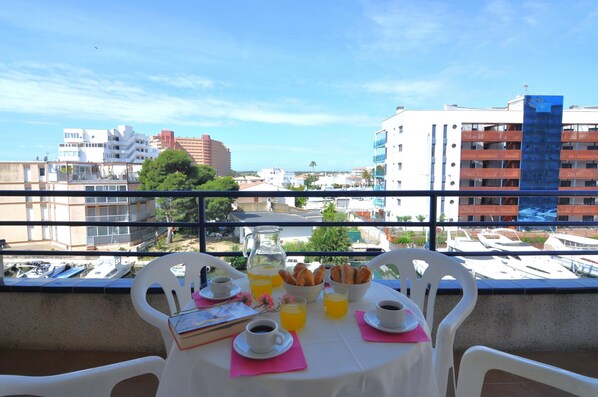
[131,252,247,354]
[367,248,478,397]
[0,356,165,397]
[456,346,598,397]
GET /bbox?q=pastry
[293,263,307,278]
[313,264,325,285]
[341,263,355,284]
[278,269,297,285]
[355,265,372,284]
[296,268,315,286]
[330,265,341,282]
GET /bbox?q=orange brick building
[152,130,231,176]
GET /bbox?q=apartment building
[151,130,232,176]
[58,125,159,163]
[374,95,598,223]
[0,161,156,250]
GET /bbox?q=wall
[0,288,595,355]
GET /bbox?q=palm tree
[361,169,372,187]
[309,161,317,174]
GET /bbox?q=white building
[374,95,598,224]
[58,125,159,163]
[257,168,300,188]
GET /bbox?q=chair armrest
[456,346,598,397]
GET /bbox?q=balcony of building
[460,149,521,161]
[461,130,523,142]
[460,168,521,179]
[560,150,598,161]
[1,189,598,396]
[562,131,598,142]
[560,168,598,179]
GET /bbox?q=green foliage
[308,226,351,264]
[307,203,351,264]
[393,231,414,245]
[283,240,310,252]
[304,174,319,189]
[288,185,307,208]
[225,245,247,270]
[396,215,413,222]
[197,176,239,221]
[138,150,239,224]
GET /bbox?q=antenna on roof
[524,83,528,93]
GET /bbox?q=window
[39,167,45,177]
[398,144,402,152]
[586,163,598,169]
[585,181,597,187]
[583,198,595,205]
[560,180,572,187]
[561,163,572,169]
[583,215,594,221]
[398,163,402,171]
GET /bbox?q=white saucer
[233,329,293,360]
[364,310,419,334]
[198,284,241,301]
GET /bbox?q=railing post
[198,197,208,288]
[0,245,3,282]
[429,192,437,251]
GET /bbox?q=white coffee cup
[376,299,406,329]
[210,276,233,298]
[245,319,284,354]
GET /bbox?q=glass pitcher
[243,226,286,288]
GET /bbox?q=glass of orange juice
[280,295,307,331]
[249,277,273,298]
[323,286,349,319]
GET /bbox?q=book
[168,301,259,350]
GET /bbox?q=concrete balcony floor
[1,348,597,396]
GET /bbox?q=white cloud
[146,75,217,89]
[0,63,367,127]
[363,79,446,99]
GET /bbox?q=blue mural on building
[518,95,563,222]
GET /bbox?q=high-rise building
[151,130,232,176]
[58,125,159,163]
[374,95,598,223]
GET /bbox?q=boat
[477,229,578,279]
[444,229,530,280]
[84,257,132,279]
[18,261,68,278]
[55,266,86,278]
[543,233,598,278]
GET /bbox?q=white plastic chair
[131,252,247,354]
[0,355,164,397]
[367,248,478,397]
[456,345,598,397]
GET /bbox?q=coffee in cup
[210,276,233,298]
[376,299,406,329]
[245,318,284,354]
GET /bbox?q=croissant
[330,265,341,282]
[355,265,372,284]
[296,268,315,286]
[313,264,325,285]
[278,269,297,285]
[293,263,307,278]
[341,263,355,284]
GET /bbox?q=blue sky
[1,1,597,171]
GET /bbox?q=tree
[196,176,239,221]
[138,150,238,242]
[308,202,351,264]
[416,214,427,243]
[289,185,307,208]
[361,169,372,187]
[304,174,319,189]
[309,161,317,173]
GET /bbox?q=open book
[168,301,258,350]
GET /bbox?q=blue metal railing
[1,189,598,264]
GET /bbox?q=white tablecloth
[156,281,440,397]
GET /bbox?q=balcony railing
[2,188,598,264]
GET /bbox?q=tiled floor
[0,348,597,396]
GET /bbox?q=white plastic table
[156,280,440,397]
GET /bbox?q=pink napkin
[355,310,430,343]
[191,291,242,308]
[230,331,307,378]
